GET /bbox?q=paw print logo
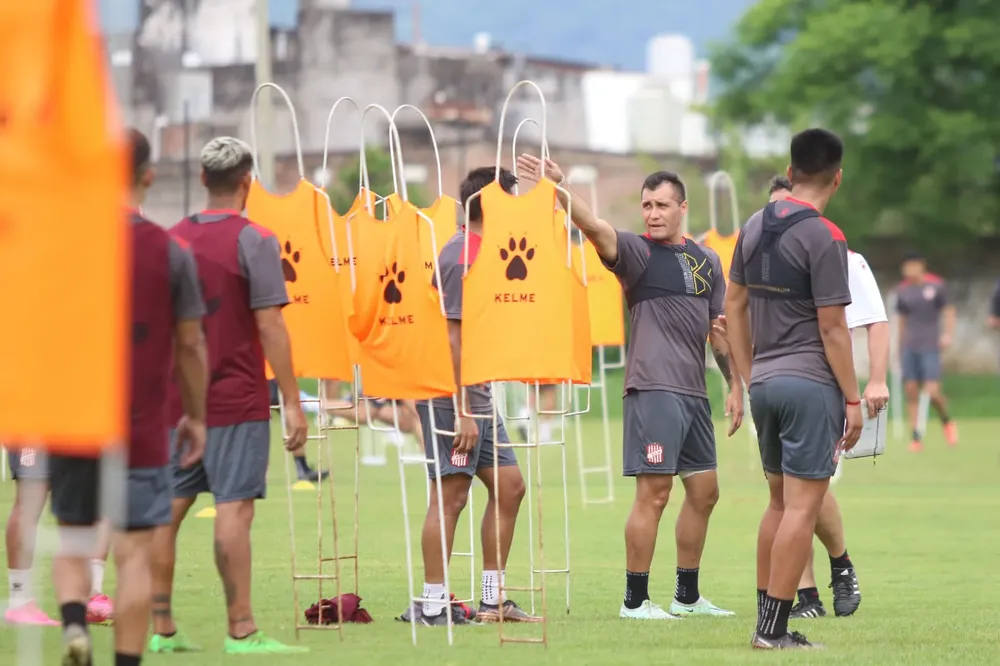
[500,236,535,281]
[281,240,301,283]
[380,261,406,304]
[133,322,149,344]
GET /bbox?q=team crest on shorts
[19,448,37,467]
[646,443,663,465]
[451,450,468,467]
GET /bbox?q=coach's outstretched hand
[175,416,207,468]
[453,415,479,454]
[284,403,309,451]
[516,154,564,185]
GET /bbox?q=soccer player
[726,128,863,650]
[4,447,56,625]
[48,127,209,666]
[517,154,743,620]
[402,166,537,626]
[149,137,309,654]
[5,451,117,627]
[769,176,889,618]
[896,253,958,451]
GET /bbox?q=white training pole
[509,118,579,617]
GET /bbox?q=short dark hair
[768,175,792,195]
[902,251,925,263]
[127,127,151,186]
[640,171,686,203]
[789,128,843,186]
[460,166,517,222]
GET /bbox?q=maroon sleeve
[601,231,649,289]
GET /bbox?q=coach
[517,154,744,622]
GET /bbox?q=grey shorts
[622,389,716,476]
[7,448,48,481]
[901,348,941,382]
[749,376,844,480]
[48,455,172,531]
[416,403,517,480]
[171,420,270,503]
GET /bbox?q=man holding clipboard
[767,177,890,620]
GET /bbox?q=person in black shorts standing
[517,154,744,621]
[48,128,209,666]
[726,128,863,650]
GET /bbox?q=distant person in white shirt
[768,176,890,619]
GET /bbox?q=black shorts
[48,454,172,531]
[622,389,716,476]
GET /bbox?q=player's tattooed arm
[712,346,733,384]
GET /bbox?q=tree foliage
[328,147,431,215]
[710,0,1000,247]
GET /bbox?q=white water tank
[647,34,694,79]
[473,32,492,54]
[627,83,685,154]
[647,34,695,104]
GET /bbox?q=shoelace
[829,571,856,598]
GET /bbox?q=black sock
[798,587,820,603]
[115,653,141,666]
[624,571,649,610]
[60,601,87,630]
[159,631,177,638]
[757,594,793,639]
[756,589,766,628]
[830,550,852,572]
[939,411,951,424]
[912,429,921,441]
[294,455,311,474]
[674,568,700,605]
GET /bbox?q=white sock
[481,570,507,606]
[90,559,105,596]
[421,582,447,617]
[8,569,32,608]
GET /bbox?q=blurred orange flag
[0,1,129,451]
[701,228,739,284]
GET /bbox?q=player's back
[170,211,270,427]
[735,198,851,388]
[130,212,179,467]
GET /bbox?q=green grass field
[1,375,998,664]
